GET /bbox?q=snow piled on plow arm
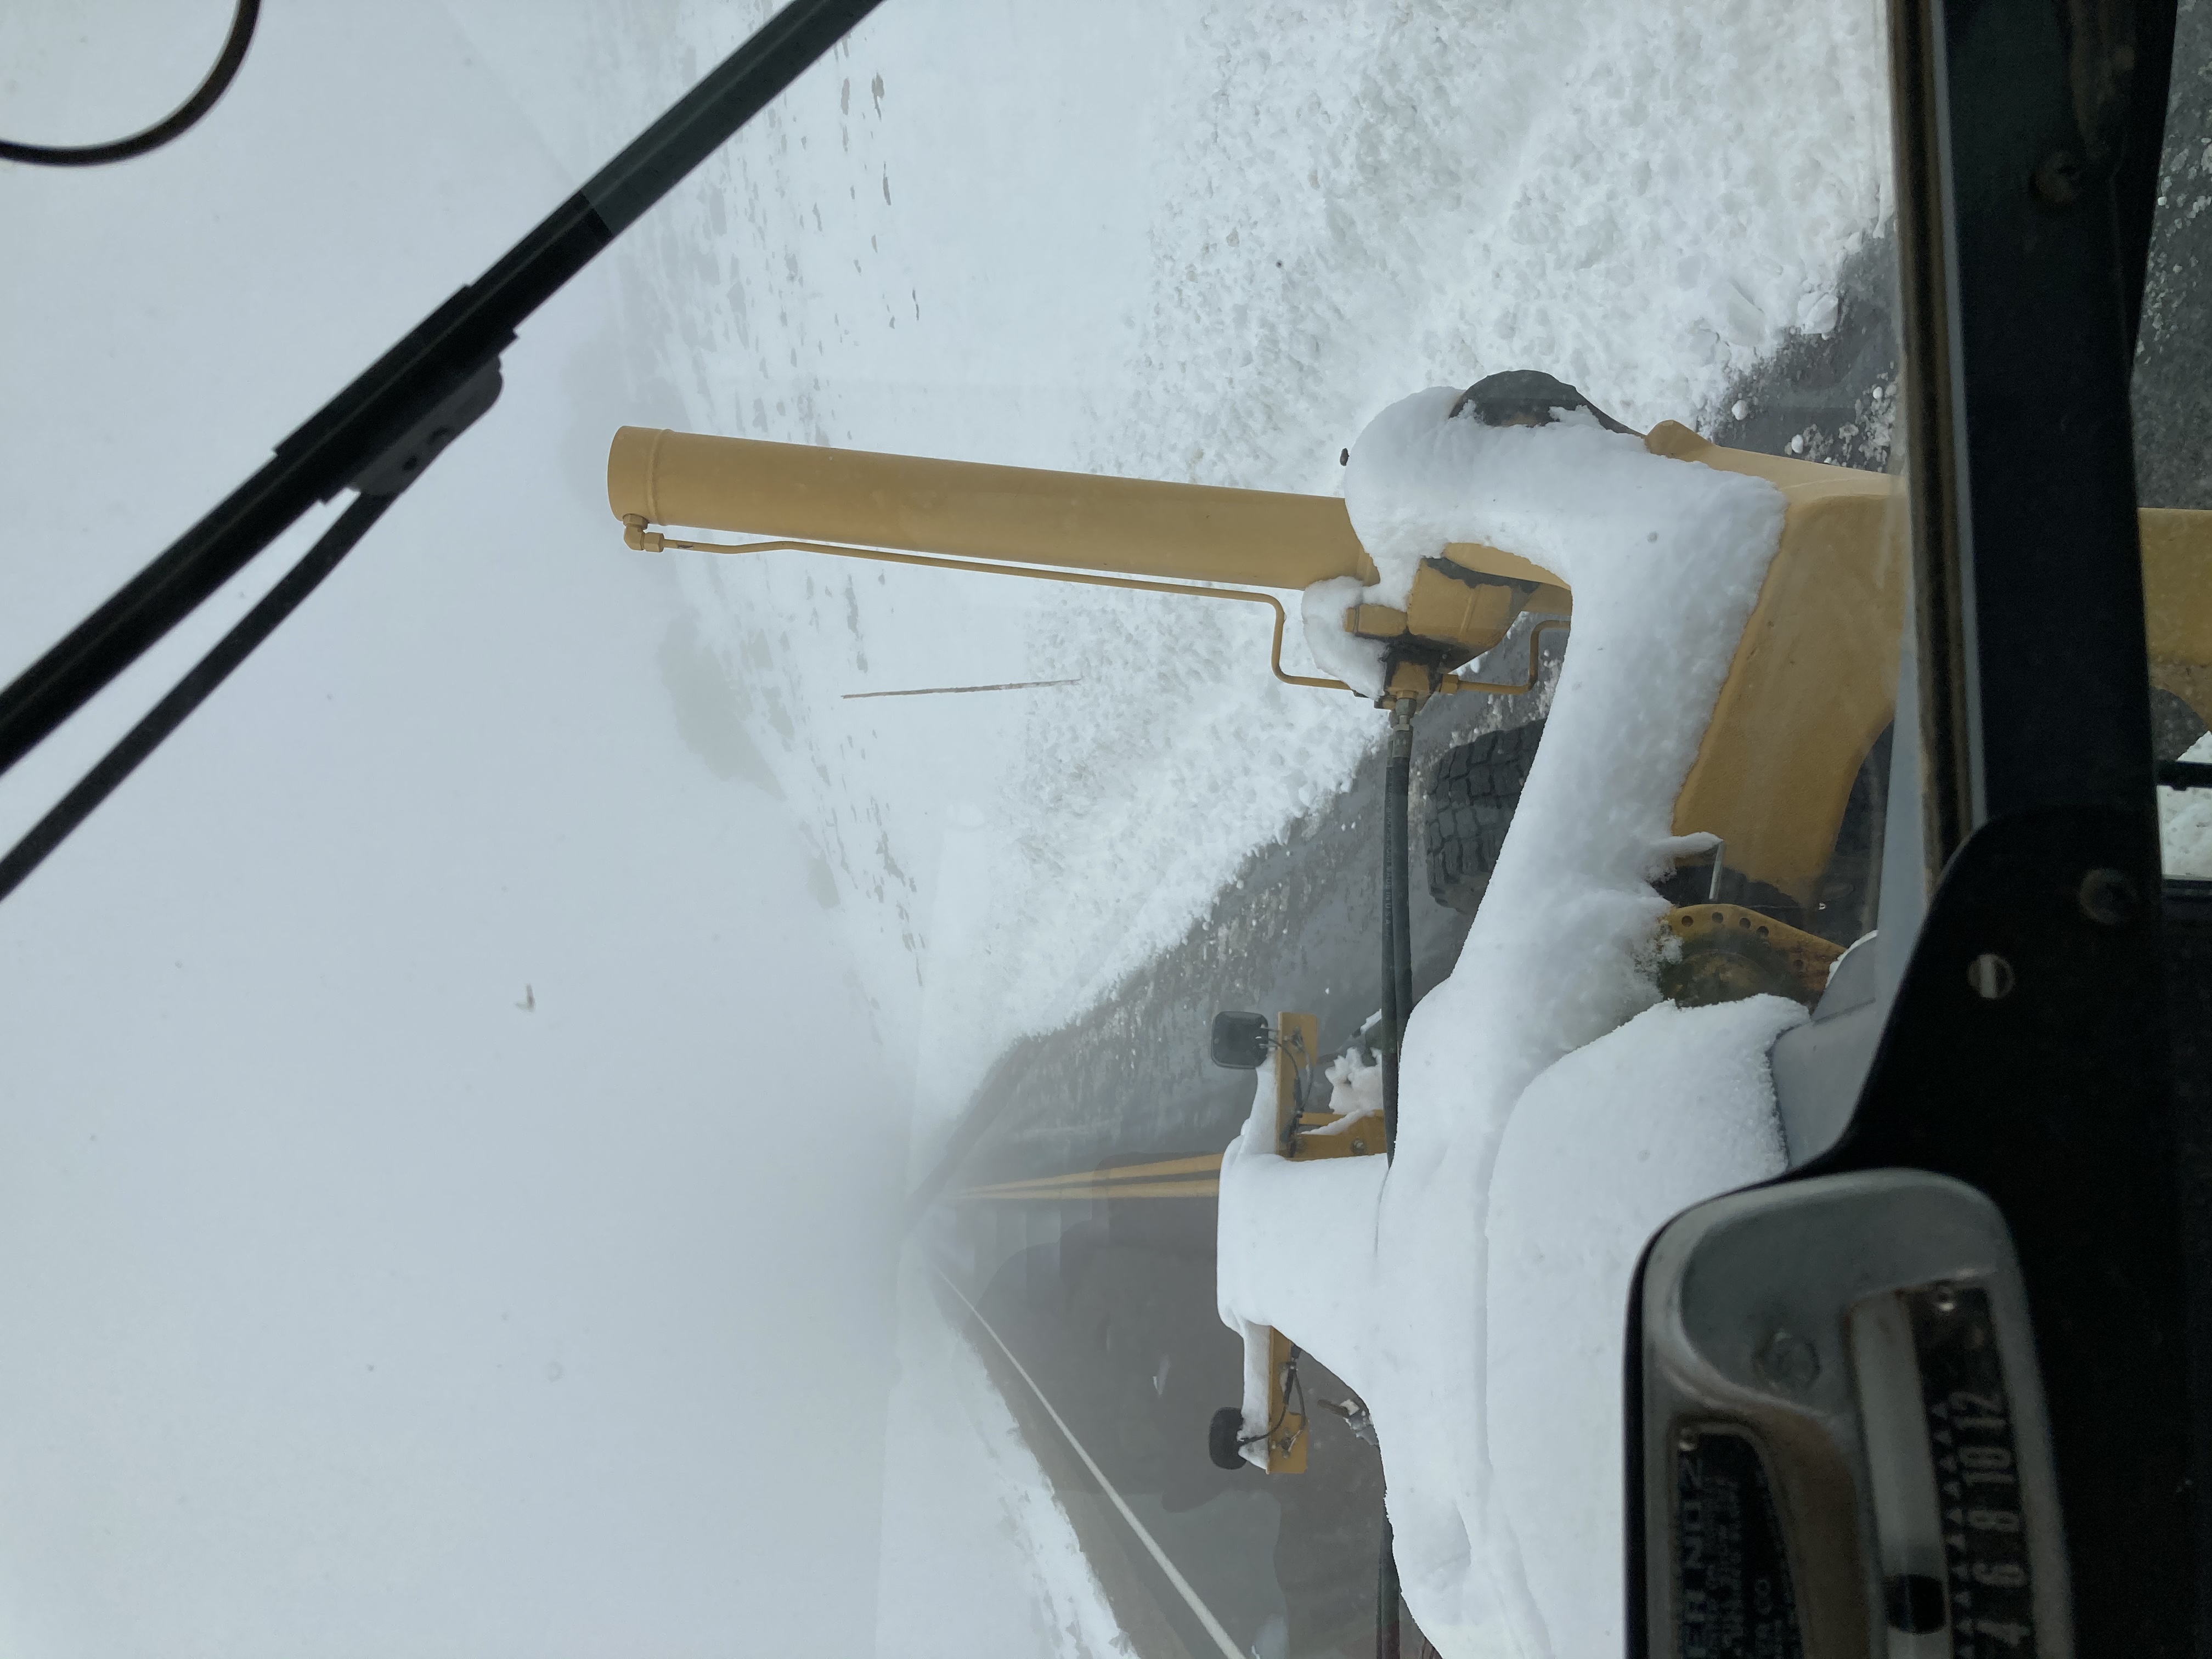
[1219,390,1806,1657]
[589,0,1892,1171]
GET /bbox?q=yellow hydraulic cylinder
[609,424,1382,590]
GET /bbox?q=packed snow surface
[1218,391,1804,1657]
[874,1261,1126,1659]
[1311,1045,1385,1133]
[1487,996,1797,1657]
[2162,732,2212,877]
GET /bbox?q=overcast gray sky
[0,6,908,1653]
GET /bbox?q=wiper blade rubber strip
[0,0,885,782]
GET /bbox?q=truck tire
[1425,720,1545,917]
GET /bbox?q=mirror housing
[1210,1011,1271,1070]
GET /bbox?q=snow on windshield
[0,0,1894,1652]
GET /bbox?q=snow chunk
[1310,1045,1384,1132]
[2162,731,2212,877]
[874,1260,1129,1657]
[1489,995,1801,1658]
[1301,575,1389,698]
[1224,388,1791,1657]
[1218,1068,1386,1468]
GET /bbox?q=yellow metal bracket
[1261,1327,1308,1474]
[1269,1011,1319,1153]
[1286,1110,1383,1159]
[1657,902,1846,1007]
[1267,1008,1385,1160]
[1438,619,1570,698]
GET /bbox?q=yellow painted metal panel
[1262,1327,1307,1474]
[2143,508,2212,726]
[1654,422,1904,902]
[1287,1111,1383,1159]
[1438,541,1567,589]
[1272,1012,1319,1153]
[1661,430,2212,896]
[1395,562,1532,661]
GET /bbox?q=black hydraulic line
[0,492,391,907]
[1375,1518,1402,1659]
[0,0,259,168]
[2161,760,2212,791]
[1381,697,1415,1160]
[1380,840,1400,1156]
[0,0,884,785]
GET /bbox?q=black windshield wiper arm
[0,0,884,786]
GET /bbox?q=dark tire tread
[1425,720,1545,917]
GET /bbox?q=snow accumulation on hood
[1220,388,1810,1658]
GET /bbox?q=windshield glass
[24,2,2208,1655]
[2138,24,2212,878]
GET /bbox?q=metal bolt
[1967,952,2016,1000]
[1754,1330,1821,1393]
[2033,150,2085,206]
[2079,867,2137,927]
[1677,1426,1700,1453]
[1931,1285,1959,1314]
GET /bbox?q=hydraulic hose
[1376,700,1416,1655]
[1381,697,1417,1160]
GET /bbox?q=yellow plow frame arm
[608,425,2212,903]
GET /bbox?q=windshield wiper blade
[0,0,884,786]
